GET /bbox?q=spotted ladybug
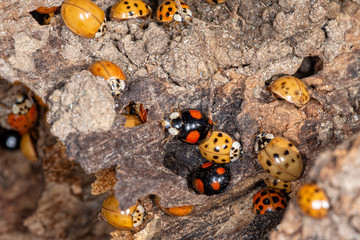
[192,162,230,195]
[253,188,287,215]
[0,130,21,151]
[264,177,291,194]
[255,132,303,182]
[155,197,193,216]
[268,76,310,108]
[89,60,127,97]
[297,183,330,218]
[7,94,38,135]
[156,0,192,23]
[162,109,213,145]
[205,0,228,4]
[110,0,151,21]
[100,195,145,230]
[61,0,107,38]
[199,131,242,164]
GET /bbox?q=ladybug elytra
[253,188,287,215]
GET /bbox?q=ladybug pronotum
[100,195,145,230]
[268,76,310,108]
[297,183,330,219]
[7,94,38,135]
[255,132,303,182]
[199,131,243,164]
[156,0,192,23]
[89,60,127,97]
[155,197,193,216]
[192,162,231,195]
[110,0,151,21]
[264,177,291,194]
[61,0,107,38]
[162,109,213,145]
[253,188,287,215]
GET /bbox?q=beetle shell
[199,131,242,163]
[156,0,192,23]
[264,177,291,194]
[61,0,107,38]
[192,162,231,195]
[155,198,193,216]
[297,184,330,218]
[205,0,228,4]
[35,6,59,14]
[0,130,21,151]
[110,0,151,20]
[268,76,310,108]
[20,132,38,162]
[162,109,213,145]
[257,135,303,181]
[7,95,38,135]
[89,60,126,97]
[253,188,287,215]
[100,195,145,230]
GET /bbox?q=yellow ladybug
[89,60,126,97]
[20,132,38,162]
[99,195,145,230]
[255,132,303,182]
[297,183,330,218]
[110,0,151,21]
[268,76,310,108]
[264,177,291,194]
[205,0,228,4]
[199,131,242,164]
[155,197,193,216]
[156,0,192,23]
[61,0,107,38]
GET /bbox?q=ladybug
[268,76,310,108]
[161,109,213,145]
[35,6,59,14]
[155,197,193,216]
[99,195,146,230]
[89,60,127,97]
[297,183,330,218]
[192,162,231,195]
[205,0,228,4]
[264,177,291,194]
[110,0,151,21]
[255,132,303,182]
[20,132,38,162]
[199,131,243,164]
[122,101,148,127]
[0,130,21,151]
[61,0,107,38]
[156,0,192,23]
[253,188,287,215]
[7,94,38,135]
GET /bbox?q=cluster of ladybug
[1,94,39,162]
[37,0,231,39]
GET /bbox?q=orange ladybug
[110,0,151,21]
[253,188,287,215]
[155,197,193,216]
[7,94,38,135]
[297,184,330,218]
[35,6,59,14]
[156,0,192,23]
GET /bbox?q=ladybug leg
[98,212,107,222]
[160,136,174,146]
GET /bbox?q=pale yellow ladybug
[297,183,330,218]
[205,0,228,4]
[89,60,126,97]
[110,0,151,21]
[99,195,145,230]
[199,131,242,164]
[268,76,310,108]
[61,0,107,38]
[264,177,291,194]
[255,132,303,182]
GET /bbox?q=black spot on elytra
[276,171,281,175]
[256,209,261,215]
[273,153,279,159]
[283,184,288,188]
[269,189,276,194]
[129,11,134,16]
[273,179,278,186]
[166,12,170,17]
[289,143,293,147]
[285,163,289,168]
[266,160,272,166]
[272,196,280,203]
[127,6,130,9]
[214,138,218,143]
[223,145,228,149]
[260,190,267,196]
[168,7,173,12]
[281,200,285,205]
[255,197,260,204]
[225,139,229,143]
[284,150,289,155]
[291,159,295,163]
[165,1,171,5]
[221,159,226,162]
[213,156,219,159]
[124,1,129,4]
[214,146,220,152]
[217,133,223,137]
[263,198,270,205]
[134,3,138,7]
[259,205,263,210]
[204,144,208,148]
[159,6,163,11]
[139,10,143,15]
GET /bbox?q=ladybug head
[254,132,274,153]
[161,111,181,136]
[230,141,243,162]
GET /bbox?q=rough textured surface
[0,0,360,239]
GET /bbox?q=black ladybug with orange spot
[161,109,213,145]
[192,162,231,195]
